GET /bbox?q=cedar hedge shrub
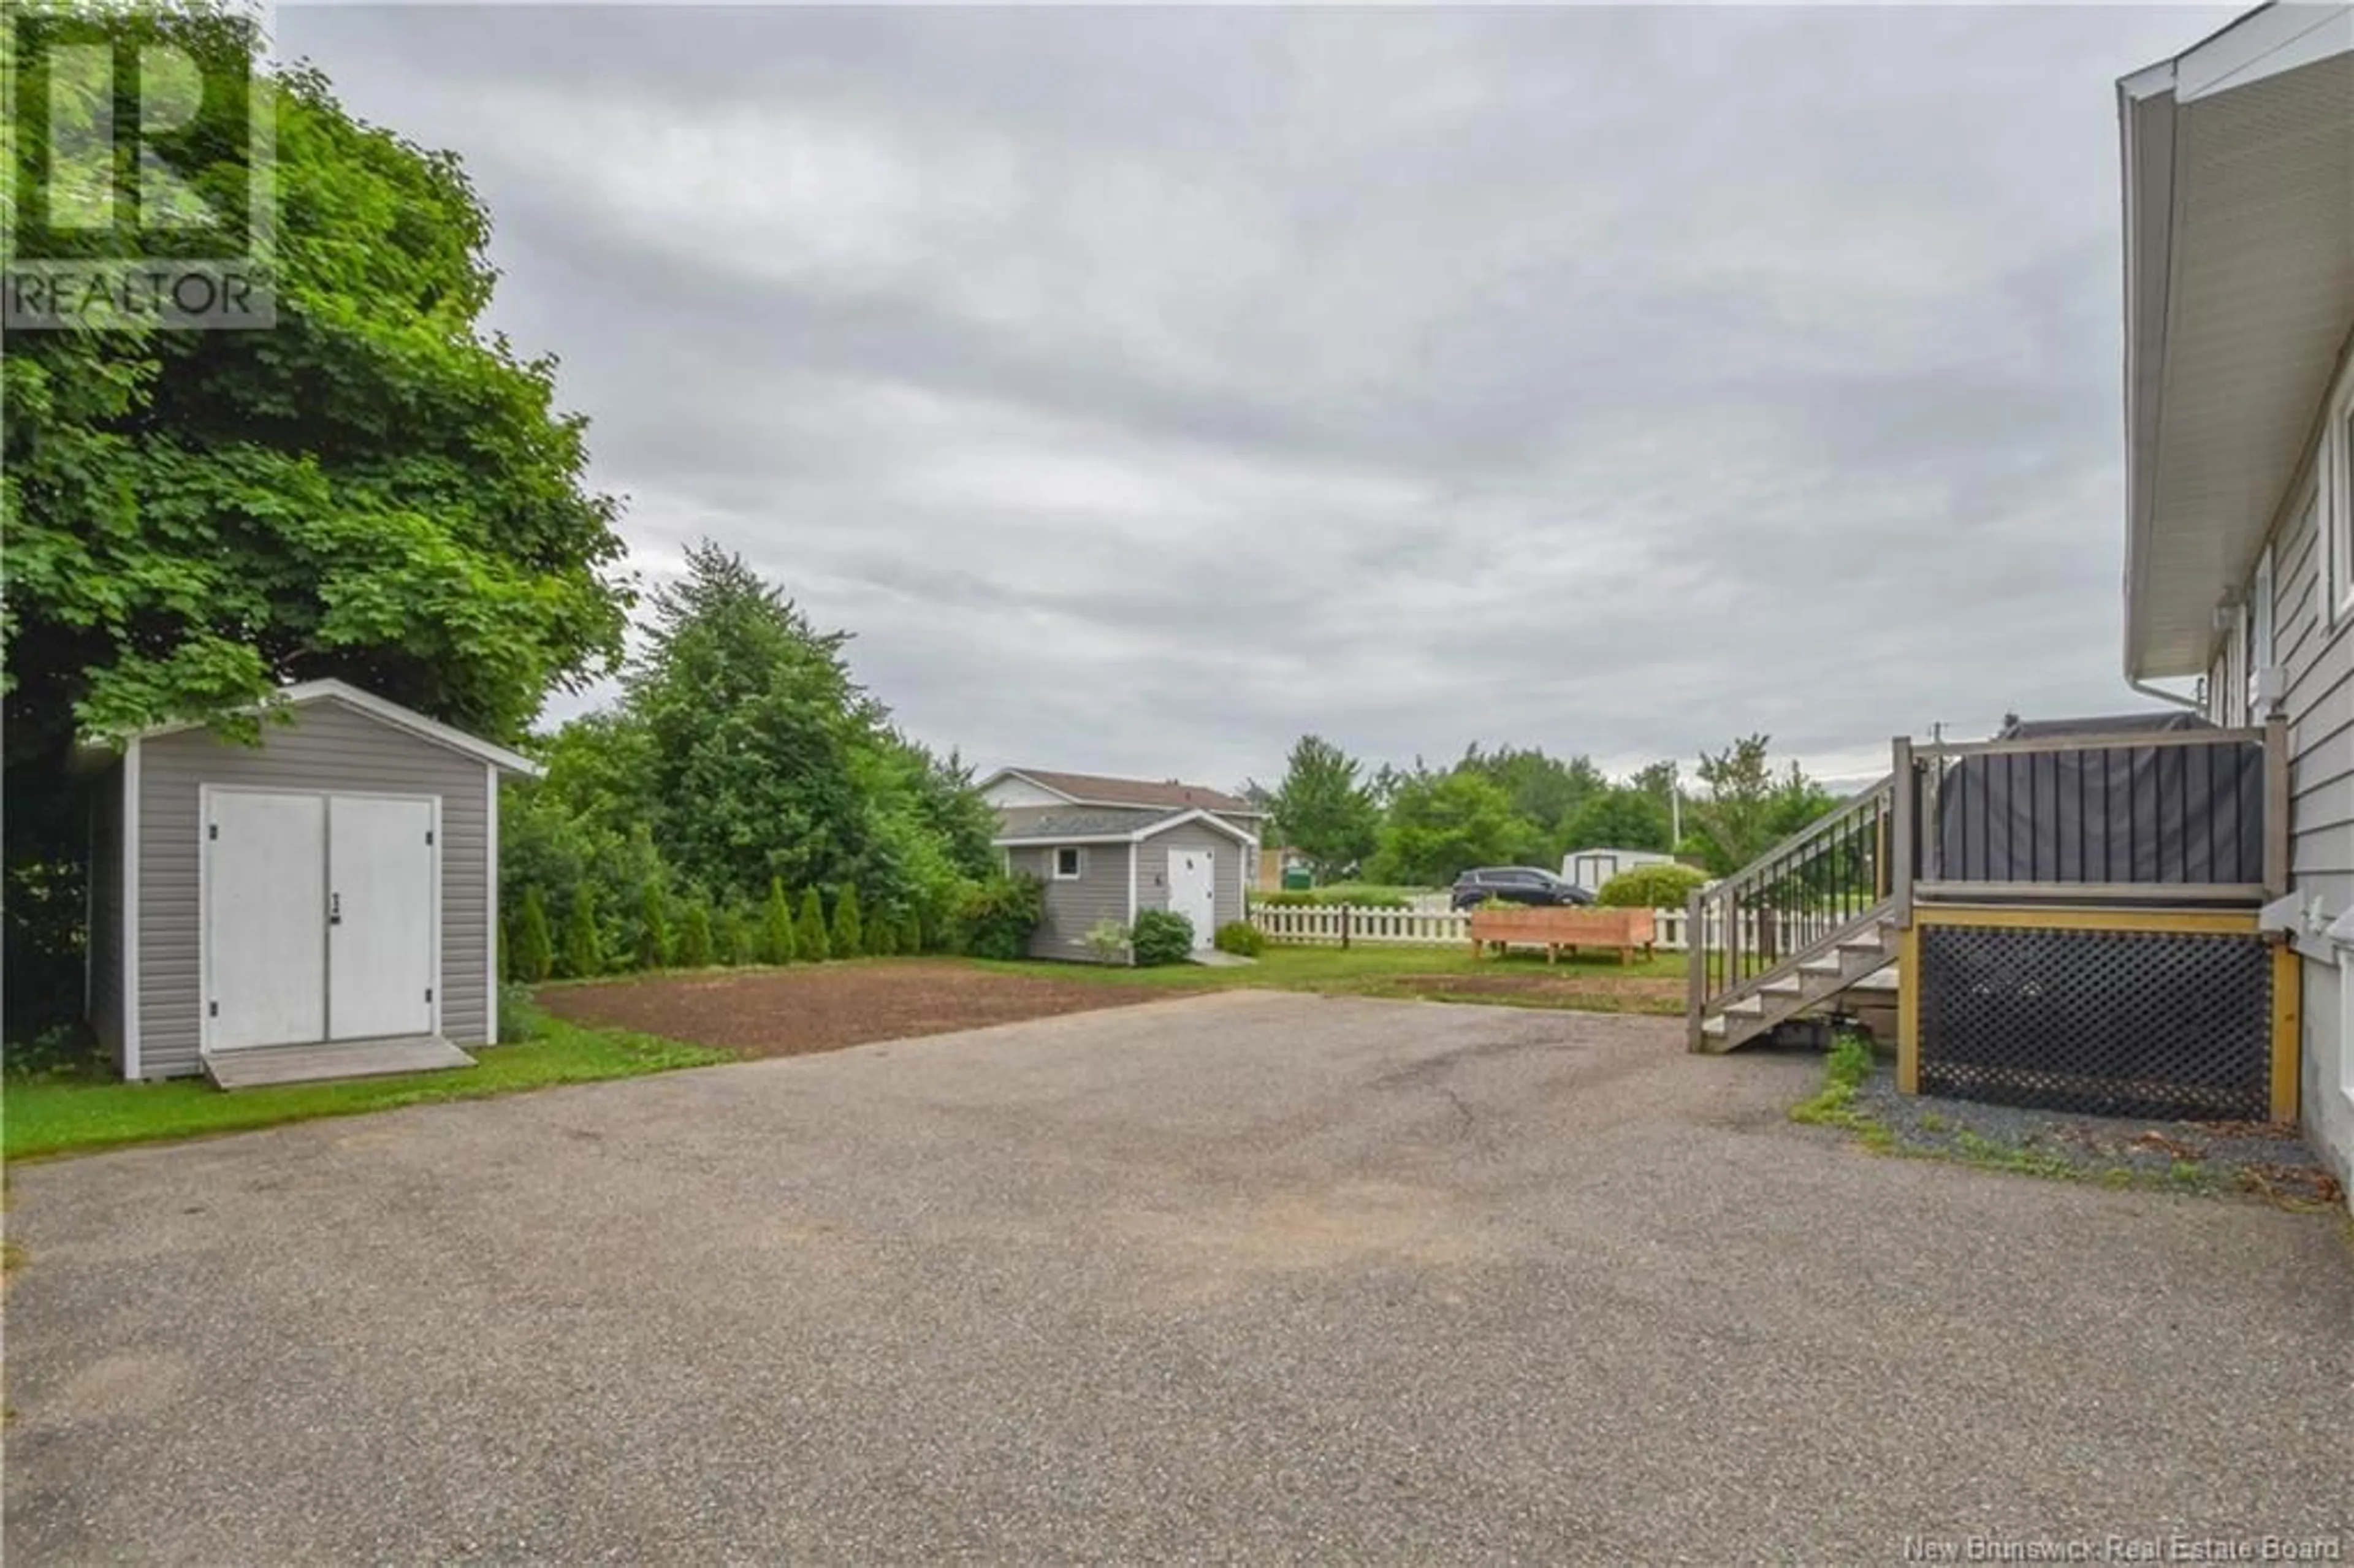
[763,878,798,964]
[796,888,831,961]
[562,887,604,978]
[511,887,554,983]
[831,884,865,958]
[674,899,714,967]
[1594,863,1710,909]
[633,880,671,970]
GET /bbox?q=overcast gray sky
[281,4,2237,790]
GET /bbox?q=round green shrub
[1130,908,1195,966]
[1594,862,1710,909]
[1213,920,1265,957]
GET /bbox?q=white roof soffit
[2121,4,2354,680]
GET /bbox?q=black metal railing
[1686,776,1896,1041]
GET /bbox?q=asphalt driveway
[7,992,2350,1563]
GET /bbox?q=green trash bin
[1281,867,1313,891]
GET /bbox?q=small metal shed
[83,680,543,1083]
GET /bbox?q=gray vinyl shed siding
[1008,843,1132,962]
[87,764,125,1067]
[2209,328,2354,1193]
[134,699,493,1078]
[1136,821,1245,935]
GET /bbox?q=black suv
[1449,867,1595,910]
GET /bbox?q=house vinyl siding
[86,761,125,1068]
[134,699,493,1077]
[1008,843,1132,962]
[2225,330,2354,1191]
[1137,822,1246,935]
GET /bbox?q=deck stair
[1688,771,1902,1054]
[1697,912,1897,1051]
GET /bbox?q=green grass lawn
[976,941,1689,993]
[4,1015,728,1163]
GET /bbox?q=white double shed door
[204,789,440,1051]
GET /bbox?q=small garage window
[1053,847,1084,880]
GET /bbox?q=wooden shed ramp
[204,1037,475,1090]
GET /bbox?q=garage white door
[205,791,437,1051]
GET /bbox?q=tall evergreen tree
[1268,735,1380,881]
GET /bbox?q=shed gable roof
[982,766,1260,816]
[993,805,1259,848]
[109,679,543,777]
[994,807,1172,841]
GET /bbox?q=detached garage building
[83,680,542,1084]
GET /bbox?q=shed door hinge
[425,988,433,1003]
[208,823,218,840]
[425,829,434,846]
[208,1001,218,1018]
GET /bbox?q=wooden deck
[204,1036,476,1090]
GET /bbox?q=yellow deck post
[2271,942,2301,1123]
[1896,923,1921,1094]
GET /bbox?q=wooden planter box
[1468,906,1656,965]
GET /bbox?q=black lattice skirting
[1916,924,2272,1121]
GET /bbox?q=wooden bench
[1468,905,1656,965]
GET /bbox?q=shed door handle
[329,892,342,926]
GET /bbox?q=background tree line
[496,544,1008,980]
[1259,733,1840,886]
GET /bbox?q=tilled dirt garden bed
[536,961,1170,1059]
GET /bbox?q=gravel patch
[1852,1067,2344,1206]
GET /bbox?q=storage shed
[83,680,542,1084]
[980,767,1261,962]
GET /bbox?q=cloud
[279,4,2240,791]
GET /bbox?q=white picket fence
[1247,903,1816,954]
